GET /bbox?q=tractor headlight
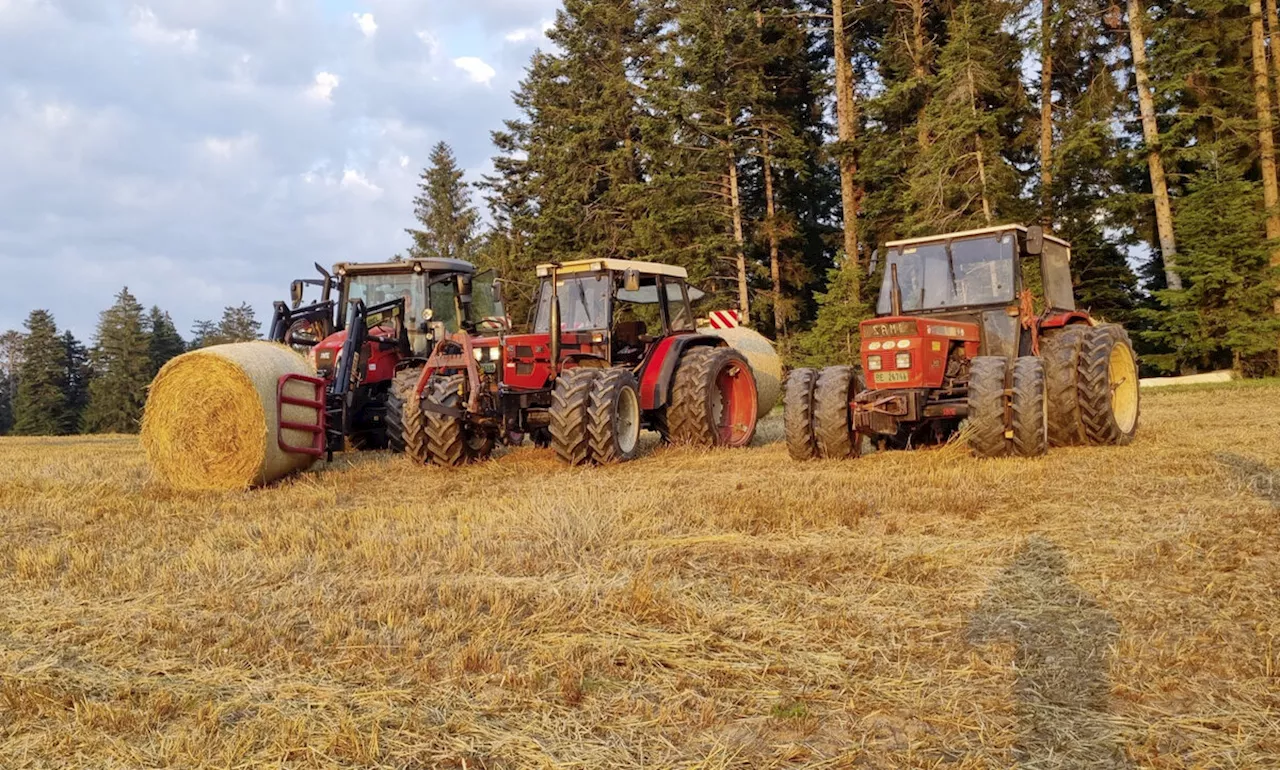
[867,355,883,371]
[489,346,501,362]
[896,352,912,369]
[896,339,912,350]
[868,341,883,351]
[473,348,485,362]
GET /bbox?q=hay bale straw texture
[141,342,321,491]
[700,325,783,418]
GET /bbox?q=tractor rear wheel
[783,368,820,461]
[1041,326,1090,446]
[1010,357,1048,458]
[403,381,430,465]
[669,347,759,448]
[1078,325,1140,446]
[967,356,1010,459]
[423,374,494,466]
[550,368,602,466]
[588,370,642,464]
[385,368,421,454]
[814,366,864,460]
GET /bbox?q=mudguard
[637,333,726,411]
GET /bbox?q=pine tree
[1142,169,1280,373]
[903,0,1030,233]
[190,319,219,349]
[790,258,872,367]
[216,304,262,343]
[0,329,23,435]
[13,311,68,436]
[145,306,186,376]
[61,331,91,434]
[407,142,480,261]
[83,288,151,434]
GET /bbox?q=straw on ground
[1,383,1278,768]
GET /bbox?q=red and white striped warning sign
[708,310,741,330]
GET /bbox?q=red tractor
[403,259,760,466]
[785,224,1140,460]
[268,258,503,457]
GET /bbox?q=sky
[0,0,562,339]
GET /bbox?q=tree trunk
[1127,0,1182,291]
[1267,0,1280,99]
[832,0,862,273]
[1040,0,1054,220]
[911,0,929,151]
[727,136,750,321]
[966,65,994,224]
[1251,0,1280,243]
[762,142,784,335]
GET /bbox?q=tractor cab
[528,259,703,367]
[872,224,1076,361]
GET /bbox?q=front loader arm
[415,331,485,415]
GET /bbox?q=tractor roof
[334,258,476,277]
[536,259,689,279]
[886,224,1070,250]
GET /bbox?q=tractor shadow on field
[1215,453,1280,506]
[969,537,1131,770]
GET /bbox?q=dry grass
[2,384,1279,768]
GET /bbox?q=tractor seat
[614,320,648,346]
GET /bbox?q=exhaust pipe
[549,264,562,369]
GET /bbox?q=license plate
[875,371,910,384]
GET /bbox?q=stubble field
[1,383,1278,768]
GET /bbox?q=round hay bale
[141,342,321,491]
[699,325,783,419]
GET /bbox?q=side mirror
[492,278,505,305]
[290,280,305,308]
[623,269,642,293]
[868,249,880,275]
[1026,225,1045,256]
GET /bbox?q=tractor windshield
[534,273,611,332]
[345,273,423,326]
[877,233,1017,314]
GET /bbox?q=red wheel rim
[714,360,758,447]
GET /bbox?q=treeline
[406,0,1280,375]
[0,290,262,437]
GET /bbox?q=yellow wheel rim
[1110,342,1139,434]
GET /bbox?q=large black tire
[550,369,602,466]
[1010,357,1048,458]
[968,356,1010,459]
[424,374,493,466]
[588,370,643,464]
[385,368,421,454]
[1040,326,1091,447]
[404,381,430,466]
[783,368,820,461]
[669,347,759,448]
[814,366,864,460]
[1079,325,1141,446]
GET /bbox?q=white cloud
[308,71,340,102]
[453,56,496,86]
[504,20,553,44]
[202,133,257,160]
[129,6,199,51]
[399,155,410,168]
[341,168,382,197]
[353,12,377,38]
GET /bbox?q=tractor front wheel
[1010,357,1048,458]
[588,370,642,464]
[385,368,421,454]
[550,369,602,466]
[423,374,494,466]
[783,368,819,461]
[669,347,759,448]
[967,357,1010,459]
[1078,325,1140,446]
[813,366,865,460]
